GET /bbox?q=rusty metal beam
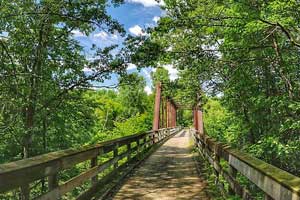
[174,104,176,127]
[171,103,174,127]
[197,110,204,134]
[193,108,198,131]
[164,98,167,128]
[153,83,161,131]
[167,100,171,128]
[175,104,194,110]
[160,97,164,128]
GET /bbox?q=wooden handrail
[192,129,300,200]
[0,127,182,199]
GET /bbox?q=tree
[0,1,126,198]
[125,0,300,175]
[0,0,125,158]
[118,73,149,118]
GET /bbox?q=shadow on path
[108,130,210,200]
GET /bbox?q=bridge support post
[171,103,177,127]
[160,97,164,128]
[167,100,171,128]
[193,108,198,131]
[193,108,204,134]
[163,98,167,128]
[170,102,173,127]
[153,83,161,131]
[197,110,204,134]
[166,99,177,128]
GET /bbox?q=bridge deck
[110,129,209,200]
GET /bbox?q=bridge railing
[192,129,300,200]
[0,127,181,200]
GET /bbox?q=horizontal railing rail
[192,129,300,200]
[0,127,181,200]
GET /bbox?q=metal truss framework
[152,82,203,133]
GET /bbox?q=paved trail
[112,129,209,200]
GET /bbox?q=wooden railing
[192,129,300,200]
[0,127,181,200]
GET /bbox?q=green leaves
[127,0,300,176]
[0,0,126,162]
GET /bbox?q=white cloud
[163,64,178,81]
[149,65,178,80]
[71,30,85,37]
[144,86,152,94]
[94,31,109,40]
[127,63,137,70]
[83,67,94,73]
[92,31,120,47]
[142,68,152,79]
[127,0,164,7]
[129,25,147,36]
[111,33,119,40]
[152,16,160,23]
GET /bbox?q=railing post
[143,135,147,149]
[136,138,141,160]
[152,131,156,144]
[113,144,119,169]
[20,185,30,200]
[159,130,162,141]
[228,165,237,195]
[214,153,220,185]
[137,138,140,152]
[48,173,59,190]
[127,142,131,161]
[91,157,98,185]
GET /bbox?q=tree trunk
[272,34,293,98]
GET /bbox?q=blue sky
[72,0,178,94]
[72,0,166,94]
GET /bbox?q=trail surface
[112,129,209,200]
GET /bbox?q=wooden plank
[1,128,177,197]
[228,154,300,200]
[0,131,154,193]
[76,146,144,200]
[37,159,115,200]
[37,146,136,200]
[192,130,300,200]
[221,169,253,199]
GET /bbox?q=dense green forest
[126,0,300,176]
[1,0,300,199]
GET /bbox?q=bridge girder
[152,82,203,132]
